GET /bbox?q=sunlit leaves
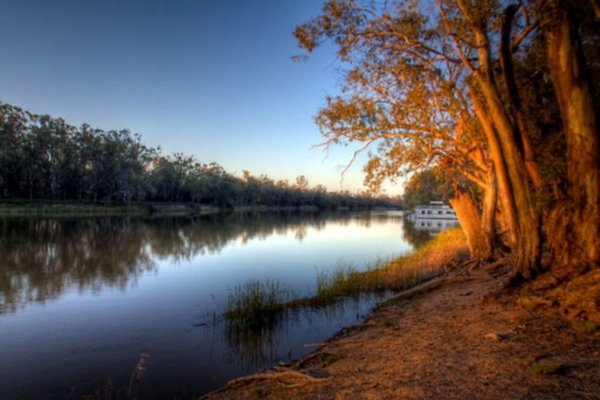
[296,0,492,193]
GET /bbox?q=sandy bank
[201,268,600,399]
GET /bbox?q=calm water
[0,211,420,399]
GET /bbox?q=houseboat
[414,201,458,220]
[407,201,460,233]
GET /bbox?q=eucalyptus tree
[202,162,237,208]
[402,169,445,210]
[295,0,502,263]
[538,0,600,281]
[0,104,29,198]
[296,0,599,281]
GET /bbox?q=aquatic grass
[224,279,296,331]
[315,263,363,302]
[223,228,468,328]
[298,228,469,308]
[223,279,299,368]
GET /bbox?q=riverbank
[0,200,221,217]
[0,200,400,217]
[202,266,600,399]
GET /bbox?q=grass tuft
[302,228,468,308]
[572,320,599,334]
[222,228,468,329]
[223,279,294,331]
[530,357,565,376]
[325,353,343,365]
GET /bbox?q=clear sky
[0,0,402,195]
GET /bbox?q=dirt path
[201,269,600,399]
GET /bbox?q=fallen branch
[304,342,326,348]
[376,275,452,308]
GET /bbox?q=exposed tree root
[199,366,331,399]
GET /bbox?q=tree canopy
[296,0,599,283]
[0,102,398,210]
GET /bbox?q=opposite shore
[0,199,401,217]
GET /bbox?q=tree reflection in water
[0,212,404,314]
[220,293,386,372]
[401,218,436,249]
[0,211,417,398]
[0,217,156,314]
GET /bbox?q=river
[0,210,424,399]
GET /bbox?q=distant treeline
[0,102,398,209]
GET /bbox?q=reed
[290,227,469,309]
[223,228,468,327]
[223,279,295,331]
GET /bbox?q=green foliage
[316,263,363,301]
[295,0,490,193]
[0,101,399,211]
[402,169,445,210]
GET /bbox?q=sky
[0,0,403,196]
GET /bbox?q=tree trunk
[500,5,545,189]
[450,188,494,264]
[470,86,518,248]
[542,0,600,279]
[472,27,543,280]
[481,169,498,258]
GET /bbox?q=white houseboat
[407,201,459,233]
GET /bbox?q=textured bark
[542,0,600,278]
[450,188,494,264]
[481,169,498,258]
[500,5,545,188]
[470,86,518,248]
[471,27,542,279]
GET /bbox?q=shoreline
[201,267,600,399]
[0,200,401,217]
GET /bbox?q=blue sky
[1,0,402,195]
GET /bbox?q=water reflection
[0,211,412,399]
[401,218,437,249]
[0,218,156,313]
[224,311,293,370]
[0,212,405,314]
[219,296,380,372]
